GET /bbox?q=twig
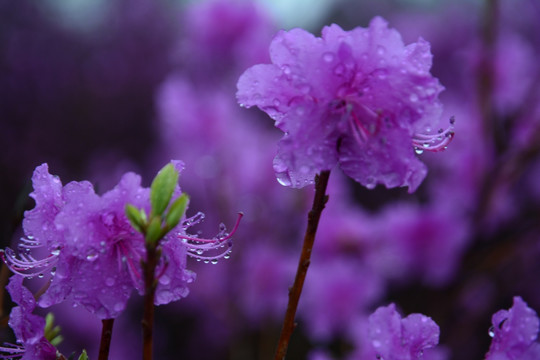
[142,246,158,360]
[273,170,330,360]
[98,319,115,360]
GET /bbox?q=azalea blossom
[0,276,56,360]
[348,303,441,360]
[2,163,239,319]
[486,297,540,360]
[237,17,452,192]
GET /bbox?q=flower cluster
[2,162,239,319]
[237,17,453,192]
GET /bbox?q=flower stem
[98,319,114,360]
[273,170,330,360]
[142,246,158,360]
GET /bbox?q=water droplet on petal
[276,171,292,187]
[86,252,98,261]
[322,52,334,62]
[210,259,218,265]
[51,248,61,256]
[488,326,495,337]
[415,147,424,155]
[282,65,291,75]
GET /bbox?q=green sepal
[44,312,63,346]
[125,204,145,233]
[165,193,189,230]
[77,349,88,360]
[145,216,163,246]
[150,163,179,217]
[50,334,64,347]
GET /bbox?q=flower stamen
[413,117,455,153]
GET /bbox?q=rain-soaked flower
[0,276,56,360]
[237,17,452,192]
[486,296,540,360]
[1,162,240,319]
[349,303,441,360]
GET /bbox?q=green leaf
[125,204,145,233]
[77,349,88,360]
[165,193,189,230]
[150,163,179,217]
[146,216,163,246]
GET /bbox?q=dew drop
[38,273,44,279]
[50,268,56,276]
[322,52,334,62]
[273,99,281,106]
[224,253,231,260]
[282,65,291,75]
[196,249,204,255]
[86,252,98,261]
[276,172,292,187]
[51,248,61,256]
[365,177,376,189]
[210,259,218,265]
[114,303,124,312]
[159,275,171,285]
[203,260,209,264]
[488,326,495,337]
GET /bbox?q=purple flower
[2,163,238,319]
[353,303,440,360]
[0,275,56,360]
[486,297,540,360]
[237,17,452,192]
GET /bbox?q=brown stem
[142,246,158,360]
[274,170,330,360]
[98,319,115,360]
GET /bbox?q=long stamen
[1,247,59,278]
[178,212,243,263]
[0,343,26,358]
[117,241,142,282]
[413,117,455,153]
